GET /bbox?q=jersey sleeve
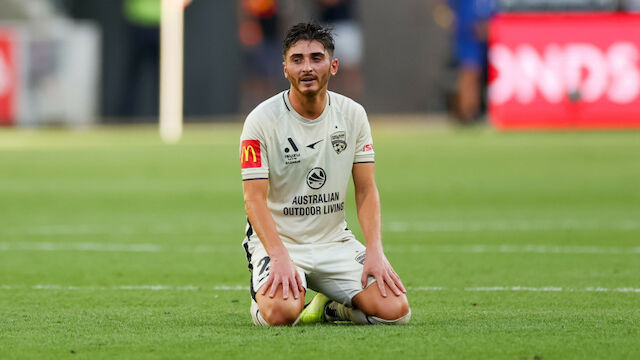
[353,105,375,164]
[240,112,269,180]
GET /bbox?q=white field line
[3,219,640,238]
[0,242,163,252]
[1,242,638,255]
[387,220,640,232]
[2,224,186,236]
[0,284,638,293]
[0,242,238,253]
[385,245,640,254]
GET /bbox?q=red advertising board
[0,29,16,125]
[489,13,640,129]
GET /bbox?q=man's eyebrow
[289,52,326,59]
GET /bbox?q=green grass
[0,123,639,359]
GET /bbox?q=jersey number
[257,256,270,277]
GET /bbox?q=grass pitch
[0,122,639,359]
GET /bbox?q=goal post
[159,0,187,144]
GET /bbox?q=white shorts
[242,236,373,306]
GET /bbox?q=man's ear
[283,61,288,78]
[330,58,339,76]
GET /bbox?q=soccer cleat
[299,293,331,324]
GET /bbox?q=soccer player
[240,22,410,326]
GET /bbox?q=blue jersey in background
[451,0,499,69]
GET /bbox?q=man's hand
[361,248,406,297]
[260,249,304,300]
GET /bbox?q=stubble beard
[292,74,330,98]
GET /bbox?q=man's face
[283,40,338,97]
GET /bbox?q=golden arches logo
[240,140,261,168]
[241,145,257,162]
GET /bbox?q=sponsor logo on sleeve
[240,140,261,168]
[362,144,373,152]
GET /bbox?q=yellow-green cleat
[299,293,331,324]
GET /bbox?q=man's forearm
[355,186,383,252]
[245,199,288,257]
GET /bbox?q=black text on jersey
[283,137,301,164]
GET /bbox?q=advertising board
[0,29,16,125]
[489,13,640,129]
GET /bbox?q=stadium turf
[0,123,638,359]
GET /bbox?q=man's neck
[288,88,327,120]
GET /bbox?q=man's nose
[303,58,312,71]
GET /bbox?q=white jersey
[240,90,375,245]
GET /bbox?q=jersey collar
[282,90,331,124]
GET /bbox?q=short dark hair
[283,22,335,57]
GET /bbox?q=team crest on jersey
[331,131,347,154]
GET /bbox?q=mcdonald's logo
[243,146,256,162]
[240,140,261,168]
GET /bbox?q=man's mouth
[301,77,316,83]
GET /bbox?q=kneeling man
[240,22,410,326]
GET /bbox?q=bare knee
[256,287,305,326]
[353,283,410,320]
[378,295,410,320]
[259,301,302,325]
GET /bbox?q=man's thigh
[307,238,375,306]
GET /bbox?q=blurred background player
[449,0,498,124]
[119,0,192,120]
[120,0,162,119]
[237,0,286,112]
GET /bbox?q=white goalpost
[159,0,187,144]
